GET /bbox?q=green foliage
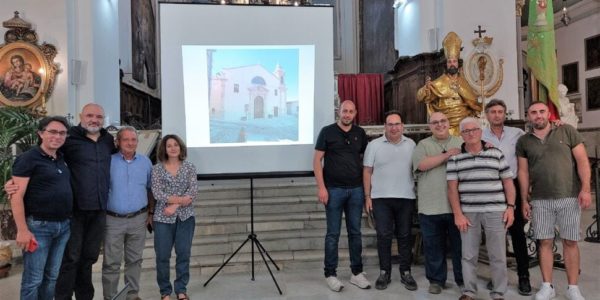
[0,107,39,205]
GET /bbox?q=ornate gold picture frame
[0,12,59,113]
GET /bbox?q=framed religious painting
[585,34,600,71]
[0,12,59,112]
[0,42,46,106]
[561,62,578,94]
[586,76,600,111]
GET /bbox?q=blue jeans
[324,186,364,277]
[154,217,195,296]
[21,217,70,300]
[419,213,463,286]
[372,198,415,273]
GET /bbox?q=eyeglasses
[429,119,449,126]
[44,130,68,137]
[461,128,481,135]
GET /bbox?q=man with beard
[516,101,590,300]
[54,103,116,299]
[313,100,371,292]
[417,32,482,136]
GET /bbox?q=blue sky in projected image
[210,48,299,99]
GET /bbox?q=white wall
[0,0,120,125]
[0,1,70,116]
[395,0,520,117]
[556,10,600,128]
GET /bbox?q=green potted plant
[0,106,39,278]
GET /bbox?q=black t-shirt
[315,123,367,188]
[12,146,73,221]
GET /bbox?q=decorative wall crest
[463,35,504,101]
[0,11,60,115]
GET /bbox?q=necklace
[435,137,451,153]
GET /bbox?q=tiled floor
[1,207,598,300]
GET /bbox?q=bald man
[313,100,371,292]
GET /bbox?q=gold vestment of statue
[416,73,481,136]
[416,31,482,136]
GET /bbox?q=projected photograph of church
[208,48,299,144]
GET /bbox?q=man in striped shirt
[447,117,516,300]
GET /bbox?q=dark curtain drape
[337,74,384,125]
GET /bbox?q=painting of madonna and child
[182,45,315,147]
[0,50,42,102]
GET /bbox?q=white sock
[542,282,553,288]
[568,285,579,290]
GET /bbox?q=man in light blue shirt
[102,126,153,300]
[482,99,531,296]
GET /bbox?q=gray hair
[116,126,138,140]
[459,117,481,132]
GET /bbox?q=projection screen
[159,3,334,175]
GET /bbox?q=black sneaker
[400,271,418,291]
[518,276,532,296]
[375,270,391,290]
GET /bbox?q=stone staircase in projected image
[102,177,377,274]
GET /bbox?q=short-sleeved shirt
[515,125,584,200]
[412,135,463,215]
[12,146,73,221]
[446,142,513,213]
[107,152,152,214]
[363,135,416,199]
[315,123,367,188]
[482,126,524,178]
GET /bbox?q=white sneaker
[326,276,344,292]
[566,286,585,300]
[350,272,371,289]
[535,283,556,300]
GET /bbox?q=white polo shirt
[363,134,416,199]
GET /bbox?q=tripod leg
[203,237,251,287]
[255,238,283,295]
[254,237,280,271]
[252,234,255,280]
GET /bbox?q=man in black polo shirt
[11,116,72,299]
[7,103,117,299]
[313,100,371,292]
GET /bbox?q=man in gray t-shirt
[363,111,416,291]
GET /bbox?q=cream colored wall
[395,0,521,117]
[0,1,70,116]
[0,0,120,125]
[556,10,600,129]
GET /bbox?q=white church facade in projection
[209,64,297,122]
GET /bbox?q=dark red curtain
[337,73,384,125]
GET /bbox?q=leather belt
[106,206,148,218]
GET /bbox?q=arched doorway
[254,96,264,118]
